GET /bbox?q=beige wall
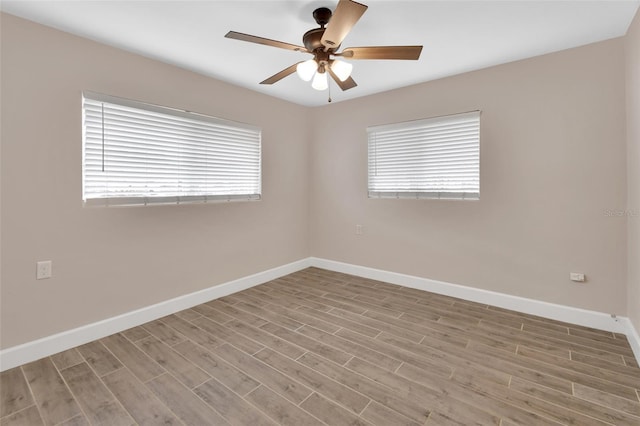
[627,10,640,332]
[0,14,310,349]
[1,12,635,350]
[309,39,628,315]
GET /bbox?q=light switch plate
[37,261,52,280]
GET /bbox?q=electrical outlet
[37,261,52,280]
[570,272,585,282]
[355,224,363,235]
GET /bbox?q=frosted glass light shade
[330,60,353,81]
[311,71,328,91]
[296,59,317,82]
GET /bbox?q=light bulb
[296,59,317,82]
[330,59,353,82]
[311,71,328,91]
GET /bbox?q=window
[82,92,261,206]
[367,111,480,200]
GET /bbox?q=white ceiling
[2,1,639,107]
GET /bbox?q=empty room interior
[2,0,640,425]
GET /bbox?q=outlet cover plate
[570,272,585,282]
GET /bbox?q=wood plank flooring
[2,267,639,425]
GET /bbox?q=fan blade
[327,67,357,91]
[321,0,368,49]
[225,31,308,52]
[260,62,302,85]
[341,46,423,60]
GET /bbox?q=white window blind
[368,111,480,200]
[82,92,261,206]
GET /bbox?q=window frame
[367,110,480,200]
[82,92,262,207]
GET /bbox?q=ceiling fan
[225,0,423,93]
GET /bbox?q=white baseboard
[0,258,312,372]
[308,257,639,354]
[621,318,640,363]
[3,256,639,371]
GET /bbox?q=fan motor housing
[302,28,326,52]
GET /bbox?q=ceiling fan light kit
[312,70,329,91]
[225,0,423,97]
[297,59,352,89]
[330,59,353,82]
[296,59,318,81]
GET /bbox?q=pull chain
[328,78,332,103]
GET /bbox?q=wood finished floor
[2,268,640,426]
